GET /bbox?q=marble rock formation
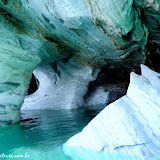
[0,0,159,124]
[21,60,99,110]
[65,65,160,160]
[84,84,126,110]
[21,61,127,110]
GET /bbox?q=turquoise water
[0,109,98,160]
[1,109,160,160]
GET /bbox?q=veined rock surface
[21,60,99,110]
[65,65,160,160]
[21,61,127,110]
[0,0,159,125]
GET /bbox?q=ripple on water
[0,109,96,160]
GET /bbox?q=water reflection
[0,109,96,160]
[1,109,159,160]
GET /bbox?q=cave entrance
[27,73,39,95]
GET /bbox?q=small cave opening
[27,73,39,96]
[145,42,160,73]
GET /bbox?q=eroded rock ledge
[65,65,160,160]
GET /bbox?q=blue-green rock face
[0,0,159,125]
[138,0,160,43]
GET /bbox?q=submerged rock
[65,65,160,159]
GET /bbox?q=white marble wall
[65,65,160,160]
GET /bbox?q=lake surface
[0,108,99,160]
[0,109,160,160]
